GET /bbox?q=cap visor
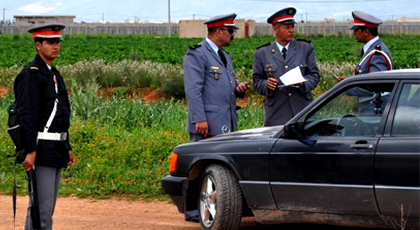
[277,19,296,25]
[227,26,239,30]
[350,25,359,30]
[44,37,64,42]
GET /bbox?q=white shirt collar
[206,37,219,54]
[275,41,290,52]
[363,36,380,54]
[46,64,52,71]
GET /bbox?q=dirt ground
[0,195,383,230]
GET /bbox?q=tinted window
[392,83,420,136]
[304,83,394,137]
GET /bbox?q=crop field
[0,34,419,199]
[0,34,419,69]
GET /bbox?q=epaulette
[256,42,271,50]
[297,39,311,43]
[189,44,202,50]
[30,66,39,71]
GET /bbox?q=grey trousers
[25,166,62,230]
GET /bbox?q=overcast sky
[2,0,419,23]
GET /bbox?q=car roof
[350,68,420,81]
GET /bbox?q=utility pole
[3,8,5,23]
[193,14,195,20]
[168,0,171,37]
[102,12,104,23]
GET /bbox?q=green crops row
[0,34,419,70]
[0,85,263,198]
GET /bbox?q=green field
[0,34,419,70]
[0,34,419,199]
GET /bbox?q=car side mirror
[283,122,317,146]
[282,122,301,139]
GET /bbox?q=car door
[269,80,397,215]
[375,81,420,227]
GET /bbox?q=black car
[161,69,420,230]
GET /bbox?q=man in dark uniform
[252,7,320,126]
[183,13,249,142]
[13,24,75,230]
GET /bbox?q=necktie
[218,49,227,67]
[282,47,287,60]
[360,49,364,57]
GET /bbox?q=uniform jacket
[252,39,320,126]
[354,38,393,75]
[14,54,71,168]
[183,39,243,136]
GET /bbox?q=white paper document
[279,66,307,86]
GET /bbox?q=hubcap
[200,175,218,228]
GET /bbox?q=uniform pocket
[204,105,219,113]
[208,67,222,81]
[264,64,277,72]
[299,64,308,75]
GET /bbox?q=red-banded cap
[267,7,296,25]
[27,24,65,40]
[350,11,382,30]
[204,13,239,29]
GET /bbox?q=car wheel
[198,164,243,230]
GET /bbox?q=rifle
[27,169,42,230]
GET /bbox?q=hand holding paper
[279,66,307,86]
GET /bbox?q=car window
[392,83,420,136]
[304,83,395,137]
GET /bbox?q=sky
[2,0,419,23]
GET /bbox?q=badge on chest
[210,66,220,80]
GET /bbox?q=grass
[0,82,265,199]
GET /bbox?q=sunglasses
[219,27,236,34]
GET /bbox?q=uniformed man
[183,13,250,142]
[252,7,320,126]
[336,11,394,116]
[337,10,393,81]
[13,24,75,230]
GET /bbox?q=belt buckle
[60,132,67,141]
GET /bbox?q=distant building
[14,15,76,26]
[396,17,420,23]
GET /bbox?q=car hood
[200,125,284,142]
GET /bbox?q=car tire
[198,164,243,230]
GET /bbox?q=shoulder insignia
[297,39,311,43]
[30,66,39,70]
[256,42,271,50]
[189,44,202,50]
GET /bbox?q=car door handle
[350,143,375,149]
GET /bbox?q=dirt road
[0,195,378,230]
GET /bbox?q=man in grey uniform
[336,11,394,116]
[337,10,393,80]
[183,13,249,142]
[253,7,320,126]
